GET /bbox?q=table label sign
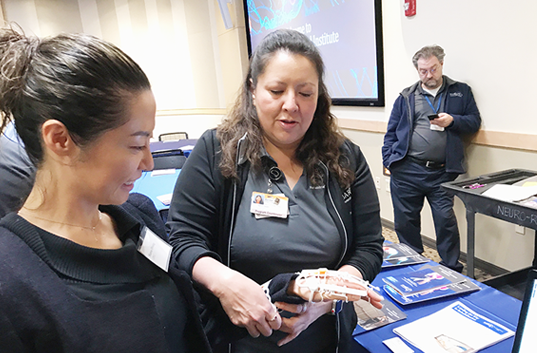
[496,205,537,225]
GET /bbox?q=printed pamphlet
[382,242,429,268]
[353,298,407,333]
[383,264,480,305]
[394,301,514,352]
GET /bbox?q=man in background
[0,122,35,218]
[382,45,481,272]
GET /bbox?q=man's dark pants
[389,158,463,272]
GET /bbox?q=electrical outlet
[515,225,525,235]
[375,177,381,189]
[385,178,391,193]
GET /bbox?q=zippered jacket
[382,76,481,174]
[167,129,383,352]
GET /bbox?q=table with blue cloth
[353,261,521,352]
[131,169,181,212]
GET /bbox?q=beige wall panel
[34,0,83,35]
[128,0,148,35]
[184,0,219,108]
[214,0,249,109]
[78,0,102,37]
[3,0,40,35]
[95,0,121,46]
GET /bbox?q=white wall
[153,114,224,140]
[335,1,537,272]
[3,0,225,111]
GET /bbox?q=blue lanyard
[424,93,442,114]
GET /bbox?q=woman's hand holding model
[194,257,282,338]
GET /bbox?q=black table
[442,169,537,279]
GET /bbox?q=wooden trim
[156,108,227,117]
[472,130,537,152]
[337,118,387,134]
[337,118,537,152]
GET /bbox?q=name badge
[430,124,445,131]
[137,226,172,272]
[250,192,289,219]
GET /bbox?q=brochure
[382,242,429,268]
[353,298,407,333]
[383,264,480,305]
[383,267,455,296]
[394,301,515,353]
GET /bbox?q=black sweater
[0,193,211,353]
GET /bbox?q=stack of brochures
[394,301,514,352]
[383,264,481,305]
[382,242,428,268]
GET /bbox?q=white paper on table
[482,184,537,202]
[157,193,172,206]
[383,337,414,353]
[393,301,514,353]
[151,169,176,176]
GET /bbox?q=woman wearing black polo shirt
[168,29,384,353]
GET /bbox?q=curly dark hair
[217,29,353,188]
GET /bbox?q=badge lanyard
[424,93,442,114]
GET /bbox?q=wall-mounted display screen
[243,0,385,107]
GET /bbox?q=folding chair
[158,132,188,141]
[152,149,187,170]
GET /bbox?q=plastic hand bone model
[295,268,376,302]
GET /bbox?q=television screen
[243,0,384,107]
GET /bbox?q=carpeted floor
[382,227,494,282]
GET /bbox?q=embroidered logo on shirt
[449,92,463,97]
[342,187,352,203]
[309,185,326,190]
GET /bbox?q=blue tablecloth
[353,262,522,352]
[130,169,181,211]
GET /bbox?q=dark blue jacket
[382,76,481,174]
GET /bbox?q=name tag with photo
[250,192,289,219]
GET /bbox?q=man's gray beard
[423,79,439,89]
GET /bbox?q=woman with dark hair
[0,26,211,353]
[167,29,384,352]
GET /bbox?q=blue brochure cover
[383,268,454,295]
[383,264,481,305]
[382,242,429,268]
